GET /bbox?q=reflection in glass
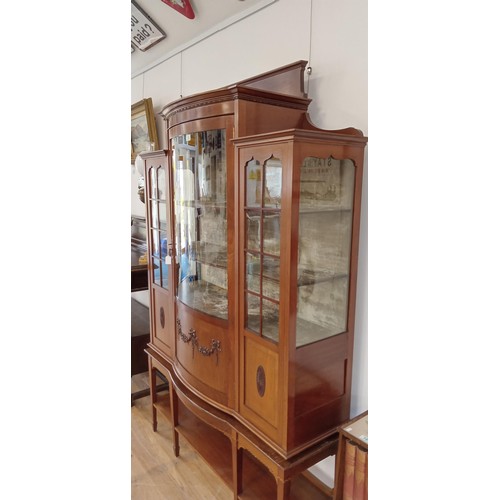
[261,255,280,301]
[245,292,260,334]
[295,157,355,347]
[159,202,167,231]
[245,252,260,294]
[161,261,169,289]
[157,166,166,200]
[151,230,160,258]
[264,157,282,208]
[262,298,279,342]
[173,129,228,320]
[149,167,157,200]
[152,257,161,286]
[246,210,261,251]
[243,156,282,344]
[150,200,159,229]
[262,212,280,256]
[246,160,261,207]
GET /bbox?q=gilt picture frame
[131,98,159,163]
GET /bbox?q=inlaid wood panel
[242,335,280,437]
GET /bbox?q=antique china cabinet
[140,61,367,498]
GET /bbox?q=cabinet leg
[231,432,242,499]
[276,477,290,500]
[169,379,180,457]
[149,364,157,432]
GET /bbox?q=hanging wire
[180,51,183,98]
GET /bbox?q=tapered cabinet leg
[169,378,180,457]
[276,477,290,500]
[231,431,242,499]
[148,362,157,432]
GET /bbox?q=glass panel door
[244,156,282,343]
[148,162,171,289]
[172,130,228,320]
[295,156,355,347]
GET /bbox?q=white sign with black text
[131,1,166,52]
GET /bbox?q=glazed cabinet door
[144,150,176,359]
[169,118,236,408]
[237,141,292,449]
[172,129,229,320]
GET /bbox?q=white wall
[131,0,367,488]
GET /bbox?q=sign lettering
[131,1,166,51]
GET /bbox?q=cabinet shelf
[177,280,228,320]
[189,241,227,269]
[299,205,352,214]
[174,143,197,152]
[246,315,345,347]
[197,200,227,209]
[176,200,227,209]
[298,269,348,287]
[296,317,345,347]
[247,260,348,287]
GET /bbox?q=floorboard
[131,373,333,499]
[132,373,233,499]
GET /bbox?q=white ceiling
[131,0,276,77]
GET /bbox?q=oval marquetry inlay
[256,365,266,397]
[160,307,165,328]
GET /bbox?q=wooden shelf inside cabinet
[333,411,368,500]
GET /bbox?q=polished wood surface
[234,130,366,455]
[132,372,334,499]
[146,349,338,499]
[141,62,366,496]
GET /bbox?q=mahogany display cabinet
[140,61,367,499]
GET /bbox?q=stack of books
[336,412,368,500]
[342,439,368,500]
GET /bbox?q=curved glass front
[172,130,228,320]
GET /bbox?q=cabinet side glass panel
[173,130,228,320]
[296,156,355,347]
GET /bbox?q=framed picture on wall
[131,98,159,163]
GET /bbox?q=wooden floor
[131,373,333,500]
[132,373,233,499]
